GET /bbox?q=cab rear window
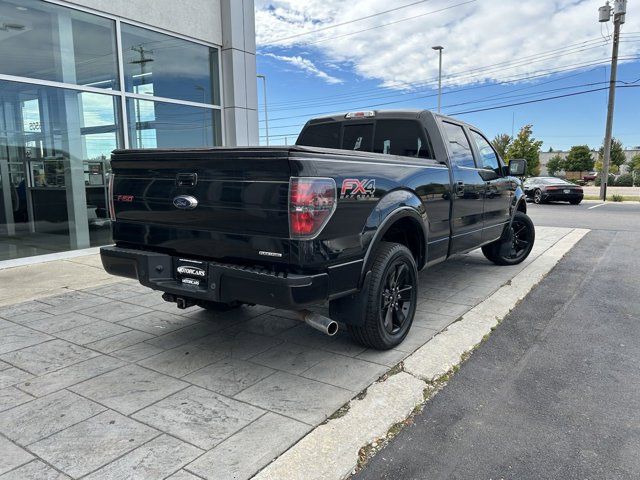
[297,119,434,159]
[296,123,340,149]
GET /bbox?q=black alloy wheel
[346,242,418,350]
[481,211,535,266]
[507,216,534,262]
[380,258,415,335]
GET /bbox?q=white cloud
[264,52,343,84]
[255,0,640,89]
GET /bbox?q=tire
[569,199,582,205]
[533,189,544,204]
[347,242,418,350]
[481,212,535,266]
[196,300,244,312]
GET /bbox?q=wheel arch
[361,192,428,282]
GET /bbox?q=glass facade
[0,0,222,261]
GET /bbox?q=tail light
[289,177,336,239]
[108,173,116,221]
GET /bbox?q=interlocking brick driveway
[0,227,573,479]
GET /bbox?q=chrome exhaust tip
[297,309,339,336]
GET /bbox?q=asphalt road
[355,229,640,479]
[527,200,640,232]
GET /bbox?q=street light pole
[598,0,626,201]
[432,46,444,113]
[257,74,269,146]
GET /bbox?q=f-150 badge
[341,179,376,199]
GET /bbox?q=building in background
[0,0,257,262]
[539,148,639,176]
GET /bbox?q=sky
[254,0,640,151]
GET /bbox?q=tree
[505,125,543,176]
[564,145,594,172]
[629,154,640,186]
[491,133,512,160]
[597,138,626,173]
[546,154,565,176]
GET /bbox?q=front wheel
[347,242,418,350]
[482,212,535,266]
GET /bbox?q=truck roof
[302,109,476,130]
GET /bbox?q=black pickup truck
[101,110,534,350]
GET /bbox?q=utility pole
[598,0,626,201]
[432,46,444,113]
[257,74,269,146]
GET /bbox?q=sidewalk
[0,227,583,480]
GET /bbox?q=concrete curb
[252,228,589,480]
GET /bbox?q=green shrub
[615,173,633,187]
[612,194,624,202]
[595,174,616,186]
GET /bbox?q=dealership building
[0,0,258,263]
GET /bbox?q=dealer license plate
[176,258,207,288]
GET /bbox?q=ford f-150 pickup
[101,110,534,350]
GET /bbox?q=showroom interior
[0,0,257,262]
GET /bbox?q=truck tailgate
[110,148,292,265]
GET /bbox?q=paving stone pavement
[0,226,573,479]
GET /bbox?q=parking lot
[1,226,578,479]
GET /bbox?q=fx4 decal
[341,178,376,199]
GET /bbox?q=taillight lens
[289,177,336,239]
[108,173,116,221]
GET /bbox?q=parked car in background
[523,177,584,204]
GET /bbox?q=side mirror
[509,158,527,177]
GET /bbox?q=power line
[266,36,615,108]
[265,0,437,45]
[267,42,616,112]
[260,55,639,124]
[301,0,478,47]
[450,84,640,115]
[259,83,640,138]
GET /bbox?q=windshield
[538,178,573,185]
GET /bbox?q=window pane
[121,24,220,104]
[0,80,121,261]
[442,122,475,168]
[296,123,340,149]
[470,131,500,172]
[0,0,118,88]
[127,99,222,149]
[373,120,433,159]
[342,124,373,151]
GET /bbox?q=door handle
[455,181,465,196]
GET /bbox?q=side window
[342,124,373,151]
[470,131,500,173]
[373,120,434,159]
[442,122,475,168]
[296,123,340,149]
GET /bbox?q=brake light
[289,177,336,238]
[108,173,116,221]
[345,111,375,119]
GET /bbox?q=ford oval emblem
[173,195,198,210]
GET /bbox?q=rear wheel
[482,212,535,266]
[347,242,418,350]
[570,199,582,205]
[533,189,544,204]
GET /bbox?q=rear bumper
[100,246,358,309]
[542,192,584,202]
